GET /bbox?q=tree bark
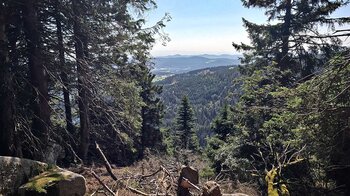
[279,0,292,70]
[23,0,51,160]
[72,0,90,161]
[54,0,75,135]
[0,2,15,156]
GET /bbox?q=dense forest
[206,0,350,195]
[157,66,240,146]
[1,0,350,195]
[0,0,169,166]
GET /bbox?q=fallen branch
[95,142,118,181]
[160,165,173,179]
[127,186,149,196]
[91,169,116,196]
[141,167,162,179]
[182,177,201,191]
[160,165,176,194]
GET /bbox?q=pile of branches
[90,143,183,196]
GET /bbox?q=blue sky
[146,0,350,56]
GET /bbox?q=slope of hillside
[157,65,240,145]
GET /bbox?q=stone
[0,156,86,196]
[18,169,86,196]
[0,156,48,195]
[202,181,222,196]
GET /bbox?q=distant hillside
[157,65,240,146]
[151,54,241,79]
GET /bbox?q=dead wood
[127,186,149,196]
[182,177,201,191]
[91,169,116,196]
[95,142,118,181]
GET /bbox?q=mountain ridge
[151,54,241,79]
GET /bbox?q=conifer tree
[0,0,169,165]
[23,0,51,161]
[234,0,349,82]
[0,0,15,156]
[175,96,198,151]
[211,103,233,141]
[140,71,164,156]
[212,0,350,194]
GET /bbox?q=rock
[202,181,222,196]
[0,156,86,196]
[18,169,86,196]
[0,156,48,195]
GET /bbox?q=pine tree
[234,0,348,82]
[215,0,350,194]
[140,71,164,156]
[0,0,169,165]
[0,0,15,156]
[23,0,51,161]
[174,96,198,151]
[211,103,234,141]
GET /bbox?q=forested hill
[156,65,240,145]
[152,54,240,79]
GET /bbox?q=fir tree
[140,71,164,156]
[174,96,198,151]
[211,103,234,141]
[213,0,350,194]
[234,0,348,83]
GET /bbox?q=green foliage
[289,53,350,193]
[205,0,350,195]
[199,165,216,180]
[211,103,235,141]
[0,0,169,165]
[140,71,165,155]
[174,96,199,152]
[158,66,240,145]
[205,135,226,173]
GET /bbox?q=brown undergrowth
[69,153,260,196]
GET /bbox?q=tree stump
[177,165,199,196]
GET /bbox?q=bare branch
[91,170,116,196]
[95,142,118,181]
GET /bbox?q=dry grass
[68,153,260,196]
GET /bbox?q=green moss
[22,169,67,193]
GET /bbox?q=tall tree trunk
[0,2,15,156]
[23,0,50,160]
[54,0,74,135]
[72,0,90,161]
[280,0,292,70]
[7,3,23,157]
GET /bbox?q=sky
[145,0,350,56]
